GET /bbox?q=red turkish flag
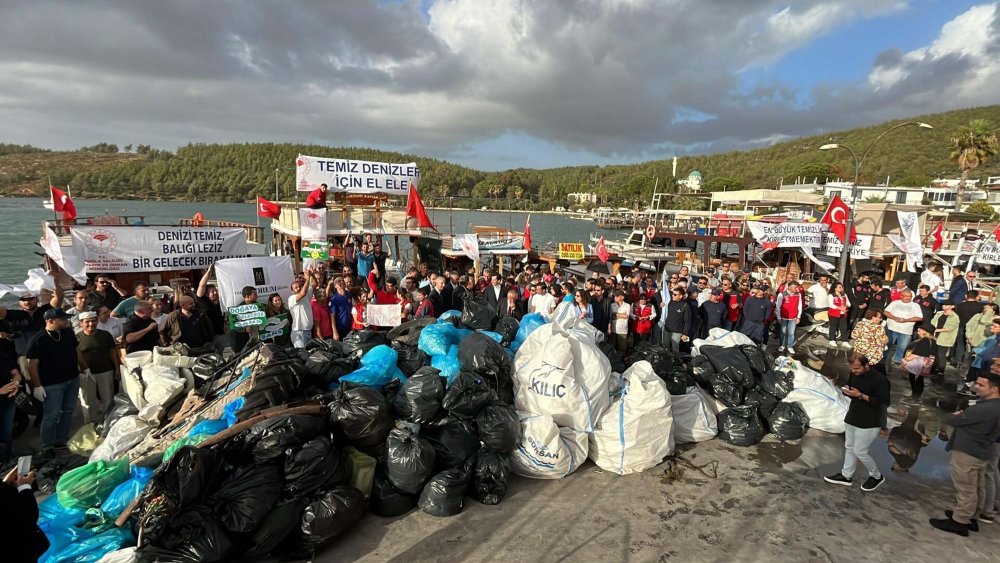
[992,223,1000,243]
[595,236,609,263]
[931,221,945,251]
[50,186,76,221]
[405,183,437,232]
[256,196,281,219]
[523,215,532,251]
[762,241,779,252]
[820,194,854,243]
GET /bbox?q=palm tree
[950,119,999,210]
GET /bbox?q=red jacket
[633,303,654,335]
[367,271,397,305]
[776,291,802,321]
[829,295,849,318]
[305,188,327,209]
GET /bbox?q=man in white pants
[287,269,316,348]
[825,353,891,492]
[75,312,119,424]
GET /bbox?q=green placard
[260,313,291,340]
[228,303,267,330]
[300,241,330,260]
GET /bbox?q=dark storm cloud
[0,0,996,166]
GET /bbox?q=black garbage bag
[386,428,437,494]
[136,505,233,563]
[99,393,138,437]
[281,486,366,559]
[243,499,307,557]
[629,342,672,374]
[717,364,754,390]
[740,345,771,378]
[328,385,393,448]
[495,317,520,347]
[760,369,795,400]
[387,317,436,347]
[469,449,510,506]
[283,435,343,500]
[700,345,754,389]
[236,364,302,421]
[153,446,226,510]
[744,387,780,418]
[342,330,387,360]
[369,471,418,517]
[441,371,496,418]
[305,349,336,380]
[690,355,716,386]
[597,341,627,374]
[246,414,327,462]
[709,379,743,407]
[418,467,469,517]
[461,293,497,330]
[767,401,810,441]
[209,462,283,533]
[393,366,445,423]
[659,362,691,395]
[475,401,521,453]
[325,357,358,386]
[717,405,766,446]
[457,333,513,404]
[422,419,481,470]
[392,340,430,377]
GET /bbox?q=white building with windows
[779,179,987,211]
[567,192,598,204]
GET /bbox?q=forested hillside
[1,105,997,210]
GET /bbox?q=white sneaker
[841,342,853,349]
[777,346,785,352]
[787,347,795,354]
[826,341,837,348]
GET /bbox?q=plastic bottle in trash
[343,446,376,499]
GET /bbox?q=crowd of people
[2,250,1000,538]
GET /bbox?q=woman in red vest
[828,282,851,346]
[775,281,802,354]
[631,295,657,344]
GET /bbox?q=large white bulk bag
[589,362,674,475]
[780,359,849,434]
[671,386,719,443]
[692,328,755,355]
[511,412,589,479]
[141,364,186,408]
[89,416,152,462]
[513,322,611,432]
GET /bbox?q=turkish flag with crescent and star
[820,194,855,243]
[595,236,609,263]
[992,222,1000,243]
[256,196,281,219]
[50,186,77,221]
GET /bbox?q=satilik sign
[558,243,585,260]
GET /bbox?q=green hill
[1,105,997,209]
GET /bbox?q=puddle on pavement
[748,336,969,484]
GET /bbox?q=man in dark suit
[451,275,469,312]
[1,467,49,561]
[483,273,506,316]
[429,275,447,316]
[499,288,525,320]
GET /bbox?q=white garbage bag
[551,301,604,344]
[589,362,675,475]
[692,328,755,354]
[781,360,849,434]
[671,386,719,443]
[513,322,611,432]
[511,412,589,479]
[142,364,186,408]
[89,416,152,462]
[98,547,137,563]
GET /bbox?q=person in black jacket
[498,288,525,321]
[589,284,612,338]
[847,273,871,328]
[741,285,774,346]
[1,466,49,561]
[699,289,727,339]
[868,279,892,311]
[660,287,691,353]
[824,352,890,492]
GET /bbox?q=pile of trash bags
[33,310,843,561]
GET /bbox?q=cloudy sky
[1,0,998,170]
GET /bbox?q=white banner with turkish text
[299,208,328,241]
[747,221,824,248]
[295,154,420,195]
[367,304,402,327]
[70,226,249,273]
[817,233,873,259]
[214,256,295,309]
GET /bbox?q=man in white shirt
[695,277,713,306]
[884,289,924,365]
[66,290,91,333]
[920,263,943,295]
[287,271,316,349]
[528,283,556,319]
[807,275,831,320]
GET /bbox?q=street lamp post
[819,121,933,282]
[274,168,280,201]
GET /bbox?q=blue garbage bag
[477,331,503,344]
[44,526,133,563]
[38,495,86,530]
[419,323,463,356]
[514,313,547,344]
[188,417,227,437]
[223,397,245,426]
[431,346,462,384]
[339,345,405,388]
[99,465,155,517]
[438,310,463,324]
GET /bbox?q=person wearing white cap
[25,308,87,458]
[75,311,118,424]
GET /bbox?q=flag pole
[48,176,58,223]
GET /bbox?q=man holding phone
[1,465,49,560]
[825,352,890,492]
